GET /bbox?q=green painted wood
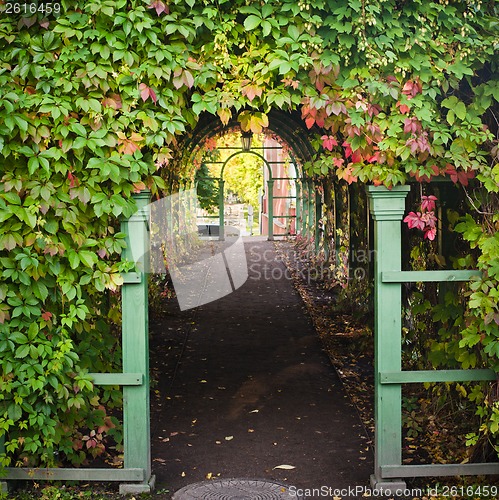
[1,468,144,481]
[314,188,321,254]
[120,190,152,486]
[218,179,225,241]
[381,463,499,478]
[268,179,275,241]
[295,181,301,234]
[308,181,314,238]
[122,272,142,284]
[88,373,144,386]
[366,185,411,486]
[380,369,496,384]
[382,270,481,283]
[301,180,308,235]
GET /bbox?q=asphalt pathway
[149,238,373,498]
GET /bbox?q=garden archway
[180,110,316,241]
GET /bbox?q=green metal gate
[199,145,299,241]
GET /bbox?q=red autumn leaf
[351,149,363,163]
[148,0,169,15]
[343,141,352,158]
[117,132,144,155]
[68,171,78,188]
[139,83,150,102]
[402,78,422,99]
[404,117,421,134]
[420,210,437,228]
[396,101,410,114]
[41,310,53,321]
[368,103,381,118]
[404,211,425,230]
[431,164,440,176]
[321,135,338,151]
[139,83,157,104]
[304,115,315,129]
[282,78,299,89]
[102,94,122,109]
[421,195,437,212]
[367,151,381,163]
[424,227,437,241]
[242,84,263,102]
[333,157,344,168]
[342,165,358,184]
[133,182,147,193]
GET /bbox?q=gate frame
[366,185,499,493]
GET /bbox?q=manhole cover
[172,478,303,499]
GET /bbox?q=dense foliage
[0,0,497,469]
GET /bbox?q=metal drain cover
[172,478,303,499]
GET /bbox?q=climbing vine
[0,0,497,468]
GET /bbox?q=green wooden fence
[366,185,499,492]
[0,191,154,495]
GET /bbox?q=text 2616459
[1,2,61,15]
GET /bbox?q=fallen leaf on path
[206,472,213,479]
[273,464,295,470]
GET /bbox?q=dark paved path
[149,239,373,498]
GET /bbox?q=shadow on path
[149,239,373,498]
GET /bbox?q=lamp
[241,130,253,151]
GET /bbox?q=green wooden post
[315,188,321,254]
[219,179,225,241]
[300,180,307,235]
[308,181,314,239]
[301,180,307,236]
[295,180,302,235]
[366,185,410,494]
[0,435,6,493]
[267,179,274,241]
[119,190,154,495]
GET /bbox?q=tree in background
[207,134,264,211]
[195,162,219,212]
